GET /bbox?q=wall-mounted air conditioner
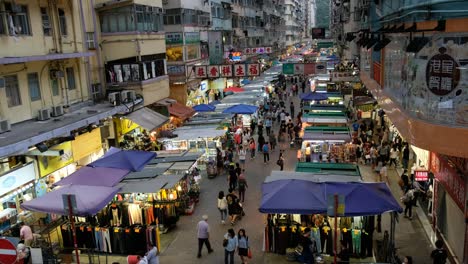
[37,108,51,121]
[0,120,11,133]
[108,92,121,106]
[51,105,64,117]
[121,90,136,102]
[50,70,65,79]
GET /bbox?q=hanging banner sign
[331,71,358,82]
[414,170,429,181]
[194,66,207,78]
[207,65,220,78]
[283,63,317,75]
[192,64,260,78]
[244,47,272,54]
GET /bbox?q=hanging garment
[110,205,121,226]
[341,228,353,252]
[111,227,126,254]
[101,228,112,253]
[310,227,321,254]
[352,229,361,255]
[320,225,333,254]
[128,204,143,225]
[94,228,102,251]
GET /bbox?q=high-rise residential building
[314,0,330,37]
[335,1,468,263]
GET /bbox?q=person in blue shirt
[224,228,238,264]
[237,229,250,264]
[145,243,159,264]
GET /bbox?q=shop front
[430,153,467,263]
[0,162,36,236]
[187,80,210,106]
[300,127,355,163]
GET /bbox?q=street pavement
[154,95,434,264]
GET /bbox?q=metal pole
[68,195,80,264]
[334,194,338,264]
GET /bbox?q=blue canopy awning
[259,180,402,216]
[222,104,258,114]
[193,104,216,112]
[300,92,329,101]
[88,148,156,172]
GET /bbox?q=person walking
[402,143,410,170]
[257,134,265,153]
[224,228,238,264]
[237,229,250,264]
[265,117,272,136]
[249,139,256,159]
[146,243,160,264]
[238,170,248,203]
[431,240,448,264]
[228,165,238,191]
[379,162,388,184]
[19,222,34,247]
[238,146,246,169]
[402,188,415,220]
[218,191,228,224]
[277,150,285,171]
[389,146,399,168]
[305,143,312,162]
[262,142,270,164]
[290,102,295,118]
[197,215,214,258]
[269,133,277,152]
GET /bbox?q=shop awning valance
[295,162,361,176]
[88,148,156,172]
[259,180,402,216]
[124,107,169,131]
[21,185,120,216]
[168,102,195,120]
[162,126,227,141]
[117,174,184,194]
[300,92,329,101]
[54,167,129,187]
[302,132,351,142]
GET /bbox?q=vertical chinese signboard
[220,65,232,77]
[208,31,224,65]
[430,152,465,211]
[194,66,207,78]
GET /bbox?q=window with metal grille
[66,67,76,90]
[5,75,22,107]
[58,8,67,36]
[28,73,41,101]
[4,3,31,35]
[41,7,52,36]
[86,32,95,49]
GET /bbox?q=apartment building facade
[337,1,468,262]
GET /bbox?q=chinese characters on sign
[414,171,429,181]
[425,47,461,96]
[192,64,260,78]
[430,152,466,210]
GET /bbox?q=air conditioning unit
[0,120,11,134]
[51,105,64,117]
[37,108,51,121]
[121,90,136,102]
[108,92,121,106]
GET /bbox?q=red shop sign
[430,152,466,210]
[414,170,429,181]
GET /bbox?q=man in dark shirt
[300,228,315,264]
[431,240,448,264]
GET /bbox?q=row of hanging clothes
[263,214,376,258]
[60,222,157,256]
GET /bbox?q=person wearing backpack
[262,142,270,164]
[238,170,248,203]
[402,188,415,220]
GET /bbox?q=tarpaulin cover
[193,104,216,112]
[21,185,120,216]
[224,86,245,93]
[222,104,258,114]
[88,148,156,172]
[54,167,129,187]
[259,180,402,216]
[300,92,329,101]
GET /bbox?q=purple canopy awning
[54,167,129,187]
[259,180,402,216]
[21,185,120,216]
[88,148,156,172]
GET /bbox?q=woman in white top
[389,146,399,168]
[218,191,228,224]
[238,146,247,169]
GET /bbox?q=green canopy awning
[295,162,361,177]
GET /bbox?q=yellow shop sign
[38,141,74,177]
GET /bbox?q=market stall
[266,170,362,183]
[295,162,361,178]
[259,179,402,263]
[302,112,348,127]
[158,125,226,164]
[300,126,355,162]
[302,104,346,114]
